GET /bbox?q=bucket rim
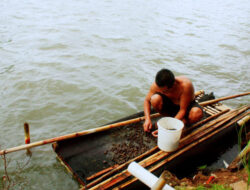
[157,117,184,132]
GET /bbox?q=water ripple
[0,0,250,189]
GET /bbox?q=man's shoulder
[177,75,191,80]
[150,82,159,91]
[177,76,192,85]
[177,76,194,95]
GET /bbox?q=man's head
[155,69,175,88]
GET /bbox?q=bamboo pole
[180,106,247,145]
[183,109,230,135]
[87,108,230,189]
[24,123,30,144]
[0,113,160,155]
[207,106,221,113]
[86,165,119,181]
[118,111,250,189]
[89,106,249,190]
[203,107,216,115]
[143,108,248,165]
[89,108,241,189]
[0,90,204,156]
[151,171,168,190]
[91,106,247,190]
[237,115,250,126]
[227,115,250,170]
[195,90,205,97]
[86,96,227,187]
[199,92,250,107]
[86,146,159,187]
[228,141,250,170]
[89,108,247,190]
[180,106,249,147]
[152,111,250,171]
[87,109,230,187]
[24,123,32,155]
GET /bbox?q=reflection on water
[0,0,249,189]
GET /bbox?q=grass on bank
[175,184,232,190]
[176,122,249,190]
[237,123,250,185]
[195,184,232,190]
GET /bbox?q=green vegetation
[175,184,232,190]
[242,141,250,185]
[237,122,250,185]
[195,184,232,190]
[197,165,207,170]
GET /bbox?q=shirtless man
[143,68,203,133]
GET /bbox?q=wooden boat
[52,91,249,190]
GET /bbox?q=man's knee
[188,107,203,124]
[150,94,163,113]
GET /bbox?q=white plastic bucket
[157,117,184,152]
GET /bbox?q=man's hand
[143,119,152,132]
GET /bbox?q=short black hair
[155,69,175,88]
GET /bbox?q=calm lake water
[0,0,249,189]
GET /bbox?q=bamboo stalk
[152,111,250,171]
[90,109,237,189]
[228,141,250,170]
[87,109,230,187]
[89,106,248,190]
[215,104,232,112]
[0,90,204,156]
[0,113,160,155]
[86,146,159,187]
[183,109,230,135]
[195,90,205,96]
[84,91,212,187]
[87,108,229,189]
[86,165,119,181]
[24,122,32,155]
[119,111,250,189]
[151,171,168,190]
[24,123,30,144]
[203,107,217,115]
[207,106,221,113]
[237,115,250,126]
[182,106,246,142]
[86,99,231,187]
[181,106,248,146]
[144,107,248,165]
[200,92,250,107]
[227,114,250,170]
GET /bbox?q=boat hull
[53,103,249,189]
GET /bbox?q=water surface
[0,0,249,189]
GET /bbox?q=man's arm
[175,82,194,122]
[144,97,151,121]
[143,85,155,132]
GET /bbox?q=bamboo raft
[51,91,249,190]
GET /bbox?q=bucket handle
[151,130,158,137]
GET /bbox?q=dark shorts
[156,93,203,118]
